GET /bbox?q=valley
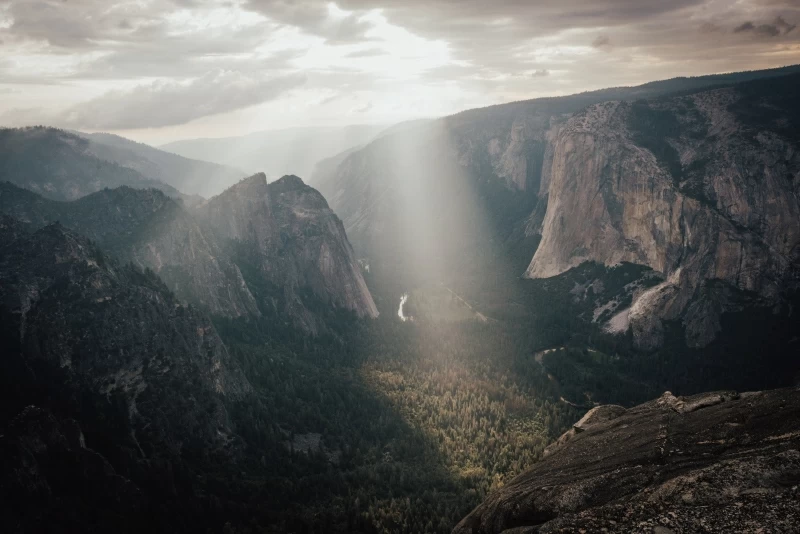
[1,62,799,534]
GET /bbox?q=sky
[1,0,799,145]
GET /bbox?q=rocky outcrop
[0,182,260,319]
[454,387,800,534]
[526,74,800,347]
[195,173,378,331]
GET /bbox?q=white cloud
[60,70,307,129]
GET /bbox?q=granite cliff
[526,74,800,348]
[313,66,800,345]
[0,182,260,319]
[195,173,378,332]
[0,172,378,331]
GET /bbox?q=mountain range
[1,64,799,533]
[312,64,800,348]
[161,124,386,181]
[0,173,377,332]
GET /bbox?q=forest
[208,260,800,533]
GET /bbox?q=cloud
[60,70,306,129]
[345,47,386,58]
[592,35,612,48]
[774,15,797,33]
[699,22,722,33]
[245,0,375,43]
[734,16,796,37]
[3,0,800,137]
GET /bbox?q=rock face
[195,173,378,331]
[453,387,800,534]
[314,66,800,345]
[0,182,260,319]
[0,175,377,330]
[526,74,800,348]
[0,127,187,202]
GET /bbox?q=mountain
[453,387,800,533]
[312,65,800,346]
[527,74,800,348]
[0,173,378,331]
[0,182,260,319]
[77,131,246,198]
[161,124,386,181]
[0,219,251,532]
[0,127,195,202]
[195,173,378,332]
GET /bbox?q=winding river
[397,293,409,321]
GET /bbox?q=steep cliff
[526,74,800,347]
[195,173,378,331]
[454,387,800,534]
[0,182,260,319]
[311,65,800,310]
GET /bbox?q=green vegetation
[214,313,580,533]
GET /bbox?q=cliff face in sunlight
[195,173,378,331]
[526,76,800,348]
[315,68,800,347]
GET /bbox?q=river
[397,293,409,321]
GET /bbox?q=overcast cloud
[1,0,799,143]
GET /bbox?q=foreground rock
[454,388,800,533]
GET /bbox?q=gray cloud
[60,71,306,129]
[2,0,800,136]
[734,16,796,37]
[592,35,613,48]
[245,0,375,43]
